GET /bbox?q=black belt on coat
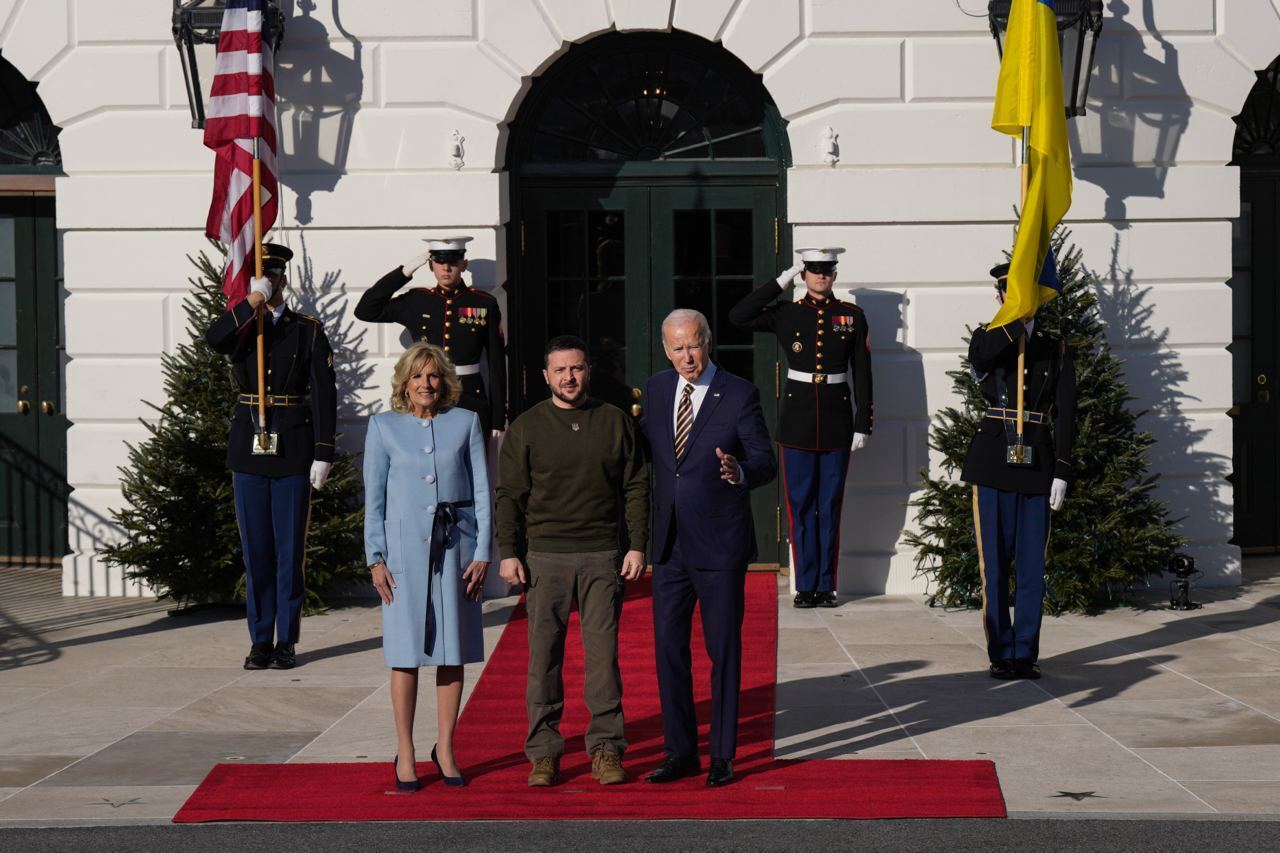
[425,500,475,656]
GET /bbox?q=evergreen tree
[102,245,365,611]
[905,229,1183,613]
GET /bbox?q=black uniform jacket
[961,320,1076,495]
[205,301,337,478]
[729,280,873,450]
[355,268,507,432]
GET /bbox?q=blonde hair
[389,342,462,414]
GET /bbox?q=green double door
[518,182,785,564]
[0,196,67,563]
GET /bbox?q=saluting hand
[402,251,432,278]
[776,262,804,287]
[716,447,742,484]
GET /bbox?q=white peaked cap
[424,236,474,252]
[795,247,846,263]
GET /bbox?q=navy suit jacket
[642,366,777,570]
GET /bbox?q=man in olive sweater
[497,335,649,788]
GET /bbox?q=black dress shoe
[393,755,420,793]
[988,659,1017,680]
[269,643,297,669]
[793,591,816,609]
[243,643,273,670]
[1013,658,1041,680]
[645,754,700,783]
[706,758,734,787]
[815,591,839,608]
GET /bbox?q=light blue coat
[364,407,491,668]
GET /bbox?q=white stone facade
[0,0,1266,596]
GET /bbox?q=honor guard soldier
[729,247,872,609]
[205,243,338,671]
[356,237,507,435]
[962,263,1076,680]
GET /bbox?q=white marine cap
[423,236,474,254]
[795,247,846,263]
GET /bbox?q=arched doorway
[506,30,790,564]
[1231,57,1280,551]
[0,53,66,564]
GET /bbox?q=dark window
[0,55,61,169]
[522,34,769,163]
[1234,58,1280,163]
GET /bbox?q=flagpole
[252,138,267,450]
[1016,127,1029,447]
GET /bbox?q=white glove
[310,460,332,491]
[249,276,273,301]
[402,251,431,278]
[776,262,804,287]
[850,432,869,453]
[1049,477,1067,511]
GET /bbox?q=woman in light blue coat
[365,342,491,792]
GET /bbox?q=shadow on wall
[275,0,364,225]
[289,231,376,455]
[841,289,927,594]
[1088,234,1232,579]
[1071,0,1190,225]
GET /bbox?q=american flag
[203,0,279,307]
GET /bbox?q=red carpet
[175,575,1005,821]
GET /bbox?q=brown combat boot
[591,748,626,785]
[527,755,559,787]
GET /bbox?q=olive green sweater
[496,398,649,558]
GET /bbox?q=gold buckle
[812,373,827,384]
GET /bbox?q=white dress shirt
[671,362,718,433]
[672,363,744,485]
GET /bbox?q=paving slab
[0,756,81,787]
[1184,781,1280,814]
[1133,745,1280,783]
[1069,696,1280,749]
[37,731,321,787]
[0,785,196,822]
[143,682,379,734]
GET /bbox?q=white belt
[454,363,481,376]
[787,369,848,385]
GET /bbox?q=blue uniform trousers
[973,485,1049,663]
[780,445,851,593]
[652,535,746,761]
[232,472,310,645]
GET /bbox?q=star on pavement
[1052,791,1103,801]
[90,797,144,809]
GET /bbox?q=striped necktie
[674,383,694,462]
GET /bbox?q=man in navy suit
[640,309,776,787]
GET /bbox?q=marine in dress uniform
[728,248,872,609]
[961,263,1076,680]
[355,237,507,434]
[204,243,338,670]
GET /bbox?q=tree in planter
[905,229,1183,613]
[102,245,365,611]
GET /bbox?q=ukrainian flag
[989,0,1072,330]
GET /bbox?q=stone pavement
[1,559,1278,826]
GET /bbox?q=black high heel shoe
[393,755,420,792]
[431,744,467,787]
